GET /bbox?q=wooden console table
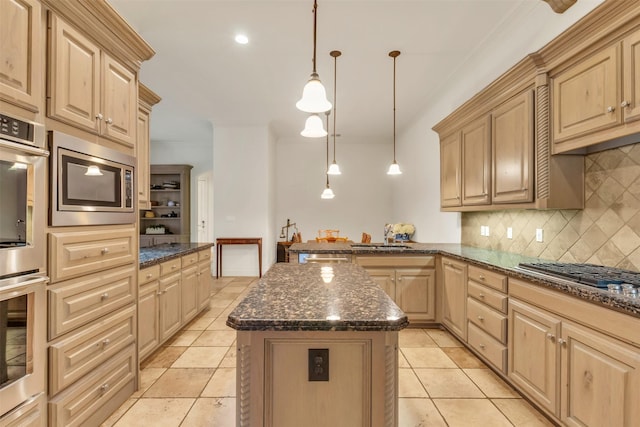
[216,237,262,278]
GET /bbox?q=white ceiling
[108,0,602,144]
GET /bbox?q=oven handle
[0,138,50,157]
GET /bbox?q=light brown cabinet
[137,265,160,361]
[159,269,181,342]
[0,0,42,113]
[509,278,640,426]
[461,116,491,206]
[197,249,212,311]
[137,84,161,210]
[439,132,461,207]
[355,256,436,323]
[552,27,640,153]
[48,14,137,147]
[492,90,534,203]
[440,257,467,340]
[180,253,199,324]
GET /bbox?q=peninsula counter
[227,263,408,427]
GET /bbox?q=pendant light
[321,111,335,199]
[301,113,327,137]
[327,50,342,175]
[296,0,332,114]
[387,50,402,175]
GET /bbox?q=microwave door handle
[0,138,50,157]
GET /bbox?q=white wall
[213,126,275,276]
[276,136,394,243]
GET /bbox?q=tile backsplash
[461,143,640,271]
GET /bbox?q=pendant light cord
[325,112,330,186]
[331,51,341,162]
[312,0,318,74]
[393,54,397,162]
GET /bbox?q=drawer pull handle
[101,293,109,300]
[478,275,485,280]
[546,333,556,343]
[479,343,486,350]
[172,265,177,269]
[146,273,153,279]
[106,117,113,124]
[96,113,103,120]
[478,293,485,298]
[156,291,163,296]
[477,315,484,321]
[101,248,109,255]
[102,339,110,347]
[100,383,109,394]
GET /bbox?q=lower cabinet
[509,278,640,426]
[0,393,46,427]
[137,247,213,361]
[355,256,436,323]
[440,257,468,340]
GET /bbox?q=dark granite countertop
[226,263,409,332]
[288,242,640,318]
[139,242,214,269]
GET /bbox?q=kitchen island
[227,262,408,427]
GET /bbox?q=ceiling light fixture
[234,34,249,44]
[321,111,335,199]
[327,50,342,175]
[296,0,332,114]
[387,50,402,175]
[301,113,327,137]
[85,165,103,176]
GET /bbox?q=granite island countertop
[139,242,215,269]
[226,263,409,331]
[288,242,640,318]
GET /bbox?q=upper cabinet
[0,0,43,113]
[462,116,491,206]
[440,132,461,207]
[48,14,137,148]
[137,83,161,210]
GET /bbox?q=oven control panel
[0,114,33,142]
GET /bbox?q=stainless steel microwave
[49,131,135,226]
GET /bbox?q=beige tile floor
[102,277,555,427]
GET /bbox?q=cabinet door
[461,116,491,205]
[508,298,560,416]
[197,260,212,311]
[138,280,160,360]
[159,272,181,341]
[560,322,640,427]
[102,53,137,146]
[396,268,435,321]
[0,0,42,111]
[137,107,150,209]
[552,44,620,142]
[492,90,534,204]
[365,268,396,300]
[181,264,199,324]
[48,14,100,133]
[623,29,640,123]
[441,257,467,340]
[440,132,461,207]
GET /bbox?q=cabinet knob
[101,247,109,255]
[172,265,177,269]
[478,293,485,298]
[156,291,162,296]
[478,275,485,280]
[621,100,630,108]
[100,383,109,394]
[557,338,567,347]
[100,293,109,300]
[106,117,113,124]
[546,333,555,342]
[96,113,103,120]
[607,106,615,113]
[391,278,395,282]
[102,338,110,347]
[398,277,402,282]
[146,273,153,279]
[477,315,484,321]
[479,343,486,350]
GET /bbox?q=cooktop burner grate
[517,262,640,288]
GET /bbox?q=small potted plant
[392,223,415,242]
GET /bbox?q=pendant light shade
[387,50,402,175]
[321,111,335,199]
[296,1,332,114]
[327,50,342,175]
[301,113,327,137]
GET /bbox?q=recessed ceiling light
[235,34,249,45]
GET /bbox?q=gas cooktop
[517,262,640,289]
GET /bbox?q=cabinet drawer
[49,227,136,283]
[49,344,136,427]
[198,248,212,262]
[468,265,507,292]
[468,281,507,313]
[160,258,181,276]
[48,265,135,339]
[138,264,160,285]
[356,256,435,268]
[49,305,136,395]
[467,322,507,373]
[182,252,199,268]
[467,297,507,343]
[0,392,46,427]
